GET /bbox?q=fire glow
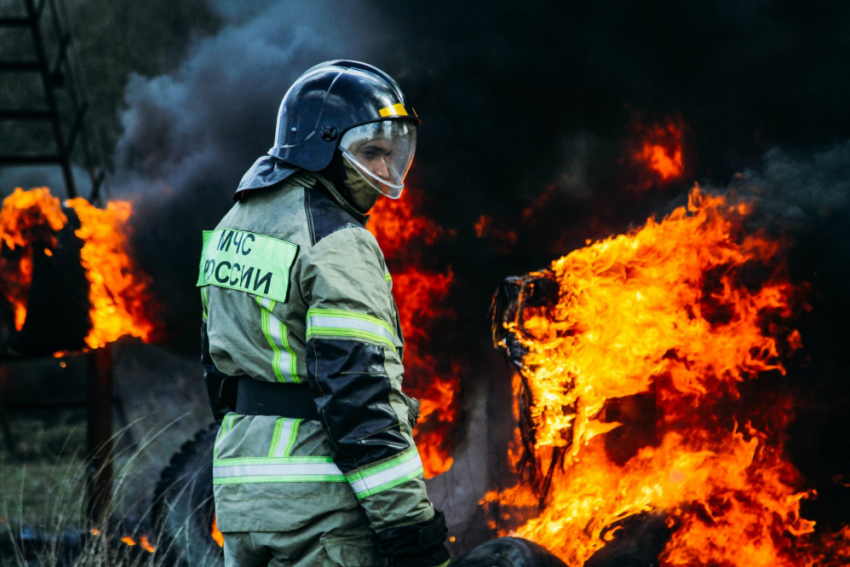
[368,190,459,478]
[488,188,850,565]
[0,187,155,350]
[630,117,685,189]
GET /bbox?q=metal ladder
[0,0,109,202]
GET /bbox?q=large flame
[0,187,155,350]
[66,197,155,348]
[369,190,459,477]
[488,187,850,565]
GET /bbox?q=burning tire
[152,423,223,567]
[452,537,567,567]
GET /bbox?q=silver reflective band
[213,457,346,484]
[347,450,424,498]
[308,315,393,342]
[306,308,396,351]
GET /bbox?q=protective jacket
[199,171,434,535]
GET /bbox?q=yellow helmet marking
[379,103,409,117]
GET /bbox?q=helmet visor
[339,120,417,199]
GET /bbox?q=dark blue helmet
[236,60,419,199]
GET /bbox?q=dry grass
[0,406,212,567]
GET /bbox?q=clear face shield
[339,120,417,199]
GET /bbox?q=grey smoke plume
[734,141,850,231]
[114,0,394,199]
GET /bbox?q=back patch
[197,228,297,303]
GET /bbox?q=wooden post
[87,344,113,523]
[0,366,20,459]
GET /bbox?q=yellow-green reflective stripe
[268,418,286,457]
[346,448,424,499]
[306,327,396,352]
[214,475,346,485]
[279,317,299,383]
[384,272,392,283]
[256,296,299,383]
[268,418,298,458]
[214,456,334,466]
[213,458,346,484]
[352,468,423,499]
[214,413,239,459]
[201,288,210,321]
[283,419,300,457]
[306,308,394,336]
[225,413,238,433]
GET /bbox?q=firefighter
[198,61,451,567]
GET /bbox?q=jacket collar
[310,173,369,226]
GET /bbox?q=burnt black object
[153,423,222,567]
[9,207,90,357]
[452,537,568,567]
[489,271,559,371]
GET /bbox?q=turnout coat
[198,171,433,535]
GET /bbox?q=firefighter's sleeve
[300,227,435,532]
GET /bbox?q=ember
[212,516,224,548]
[368,189,459,477]
[0,187,156,351]
[489,187,850,565]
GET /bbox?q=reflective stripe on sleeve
[306,308,395,351]
[213,456,346,485]
[256,296,300,383]
[345,448,424,499]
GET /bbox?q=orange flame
[369,191,459,477]
[488,187,849,565]
[0,188,155,350]
[629,117,685,191]
[211,515,224,548]
[474,214,518,253]
[0,188,67,330]
[66,197,155,348]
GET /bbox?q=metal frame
[0,0,109,202]
[0,0,114,523]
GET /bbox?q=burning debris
[0,187,156,355]
[368,188,460,477]
[490,187,850,565]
